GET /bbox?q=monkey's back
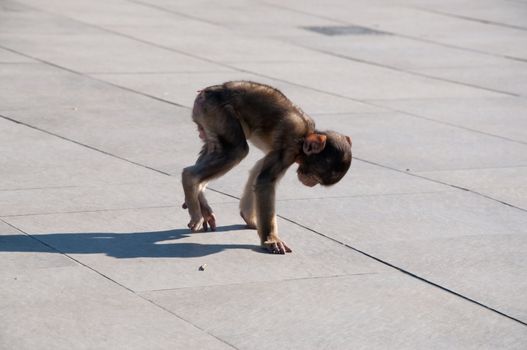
[194,81,314,153]
[224,81,313,136]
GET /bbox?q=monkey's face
[297,132,352,187]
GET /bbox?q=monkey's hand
[263,237,292,255]
[182,202,216,232]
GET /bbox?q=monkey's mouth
[297,172,318,187]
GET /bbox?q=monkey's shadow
[0,225,264,259]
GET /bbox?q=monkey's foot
[263,238,292,255]
[240,212,257,229]
[182,202,216,232]
[187,215,204,232]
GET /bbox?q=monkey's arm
[254,150,293,254]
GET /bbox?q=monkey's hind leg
[182,106,249,232]
[183,143,248,231]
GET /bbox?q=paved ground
[1,0,527,348]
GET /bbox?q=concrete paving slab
[285,33,509,70]
[411,0,527,29]
[372,97,527,143]
[1,203,386,292]
[118,0,335,33]
[0,32,230,74]
[0,63,159,110]
[0,220,77,274]
[0,220,21,235]
[92,71,384,114]
[0,1,101,35]
[2,0,527,347]
[0,180,234,217]
[17,0,213,28]
[416,166,527,210]
[141,273,527,350]
[232,60,503,100]
[92,71,259,109]
[0,117,168,190]
[360,234,527,322]
[415,63,527,97]
[0,48,33,63]
[313,112,527,172]
[275,191,527,322]
[1,101,197,173]
[211,157,451,202]
[0,265,232,350]
[15,0,323,64]
[263,1,527,59]
[429,25,527,60]
[106,25,333,64]
[275,191,527,244]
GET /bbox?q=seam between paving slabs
[0,190,453,219]
[140,273,379,294]
[6,1,527,147]
[411,7,527,32]
[3,42,526,149]
[107,0,523,99]
[3,100,525,216]
[132,0,527,62]
[0,205,179,219]
[287,43,520,98]
[354,157,527,213]
[0,218,240,350]
[0,45,188,110]
[260,1,527,63]
[1,11,526,222]
[2,2,527,326]
[2,104,527,329]
[276,214,527,327]
[3,49,527,326]
[3,110,527,328]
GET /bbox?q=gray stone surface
[92,71,384,114]
[0,118,168,189]
[275,192,527,322]
[4,204,386,292]
[415,63,527,97]
[313,112,527,172]
[1,266,232,350]
[141,273,527,350]
[1,0,527,348]
[372,96,527,143]
[416,166,527,210]
[232,60,502,100]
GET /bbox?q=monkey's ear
[303,133,327,155]
[346,136,352,145]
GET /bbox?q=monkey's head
[297,131,352,187]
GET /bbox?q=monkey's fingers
[282,241,293,253]
[265,241,292,254]
[265,242,280,254]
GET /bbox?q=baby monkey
[182,81,352,254]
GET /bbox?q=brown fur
[182,81,352,254]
